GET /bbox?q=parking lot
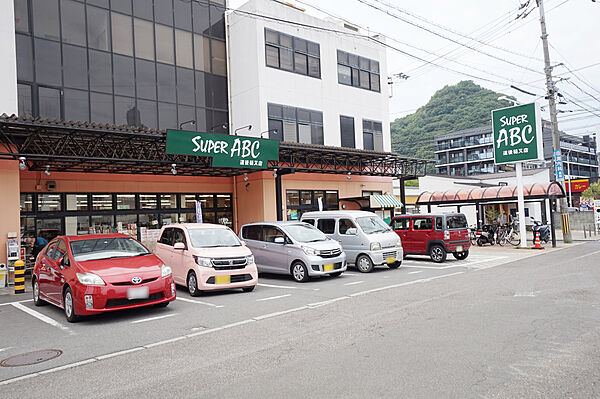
[0,244,561,384]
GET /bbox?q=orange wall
[0,160,21,265]
[235,171,276,231]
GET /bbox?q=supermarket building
[0,0,428,266]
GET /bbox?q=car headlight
[395,240,402,248]
[246,255,255,264]
[370,242,382,251]
[76,272,105,286]
[161,264,172,277]
[193,256,212,268]
[301,246,318,256]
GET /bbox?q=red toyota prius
[32,234,176,322]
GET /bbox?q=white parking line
[307,296,350,308]
[131,313,177,324]
[572,249,600,261]
[0,299,33,307]
[408,271,423,274]
[344,281,364,286]
[256,294,291,302]
[11,303,74,335]
[257,283,298,289]
[176,297,223,308]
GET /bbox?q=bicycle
[498,222,520,246]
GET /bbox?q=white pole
[516,162,528,248]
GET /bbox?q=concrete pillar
[234,171,276,232]
[0,159,21,265]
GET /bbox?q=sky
[231,0,600,139]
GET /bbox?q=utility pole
[537,0,572,242]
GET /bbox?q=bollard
[584,225,587,239]
[14,260,25,294]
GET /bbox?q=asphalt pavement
[1,242,599,398]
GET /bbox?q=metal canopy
[0,115,432,178]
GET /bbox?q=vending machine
[6,235,20,287]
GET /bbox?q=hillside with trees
[391,80,515,160]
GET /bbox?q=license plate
[215,275,231,284]
[456,246,463,252]
[386,256,395,264]
[323,264,334,272]
[127,286,149,300]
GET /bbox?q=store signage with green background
[491,102,543,165]
[166,130,279,168]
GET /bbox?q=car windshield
[70,237,150,261]
[446,215,468,229]
[356,216,391,234]
[285,224,328,243]
[188,228,241,248]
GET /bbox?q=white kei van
[301,210,403,273]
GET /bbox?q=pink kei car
[155,223,257,296]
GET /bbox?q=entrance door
[36,218,63,243]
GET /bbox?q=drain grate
[0,349,62,367]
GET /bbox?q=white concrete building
[226,0,390,151]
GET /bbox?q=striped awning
[369,194,403,208]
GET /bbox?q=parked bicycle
[497,221,520,246]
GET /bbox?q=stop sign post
[491,102,543,248]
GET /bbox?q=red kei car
[32,234,176,322]
[390,213,471,263]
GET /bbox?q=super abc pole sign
[491,102,544,165]
[166,129,279,168]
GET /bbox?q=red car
[390,213,471,263]
[32,234,176,322]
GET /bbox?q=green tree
[581,181,600,199]
[391,80,516,163]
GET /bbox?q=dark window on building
[64,89,89,122]
[61,0,86,46]
[195,71,206,108]
[111,0,131,14]
[133,0,153,20]
[362,119,383,151]
[340,115,355,148]
[32,0,59,40]
[157,63,176,103]
[178,105,195,130]
[89,50,112,93]
[90,92,114,124]
[206,74,227,109]
[113,55,135,97]
[176,67,194,105]
[209,3,225,39]
[34,39,61,86]
[17,84,33,116]
[14,0,29,33]
[264,28,320,78]
[114,96,136,126]
[155,0,174,26]
[337,50,380,92]
[192,1,210,35]
[134,18,155,61]
[87,6,110,51]
[38,87,61,119]
[210,39,226,76]
[174,0,192,30]
[267,103,323,144]
[136,58,156,100]
[159,102,177,130]
[63,44,88,90]
[15,34,33,81]
[286,190,338,220]
[138,99,157,128]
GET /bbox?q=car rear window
[446,215,468,229]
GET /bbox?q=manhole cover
[0,349,62,367]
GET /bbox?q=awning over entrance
[370,194,403,208]
[416,181,566,206]
[0,115,432,178]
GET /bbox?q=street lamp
[564,148,573,207]
[233,124,252,136]
[209,123,228,133]
[179,119,196,130]
[260,128,277,138]
[497,96,520,106]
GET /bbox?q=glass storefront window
[216,194,231,208]
[139,194,158,209]
[202,212,216,224]
[20,194,33,212]
[286,190,300,207]
[198,194,214,209]
[216,211,233,228]
[139,213,160,229]
[37,218,62,241]
[300,191,312,206]
[66,194,88,211]
[90,215,114,234]
[160,194,177,209]
[160,213,178,226]
[326,191,338,207]
[92,194,113,210]
[116,214,138,237]
[38,194,62,212]
[65,216,90,235]
[179,212,196,223]
[116,194,136,210]
[314,190,325,206]
[180,194,196,209]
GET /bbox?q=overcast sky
[232,0,600,138]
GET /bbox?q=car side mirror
[174,242,186,250]
[274,237,285,244]
[345,228,358,235]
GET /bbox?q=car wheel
[356,255,374,273]
[32,278,46,306]
[154,301,169,308]
[291,262,309,283]
[476,238,483,246]
[429,244,447,263]
[242,285,255,292]
[187,271,201,297]
[63,287,79,323]
[452,250,469,260]
[388,261,402,269]
[329,272,343,278]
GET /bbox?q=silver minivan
[239,221,346,282]
[301,210,403,273]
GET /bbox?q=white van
[301,210,403,273]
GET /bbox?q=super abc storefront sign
[166,129,279,168]
[491,102,544,165]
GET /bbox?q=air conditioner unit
[47,181,56,191]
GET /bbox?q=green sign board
[166,129,279,168]
[491,102,543,165]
